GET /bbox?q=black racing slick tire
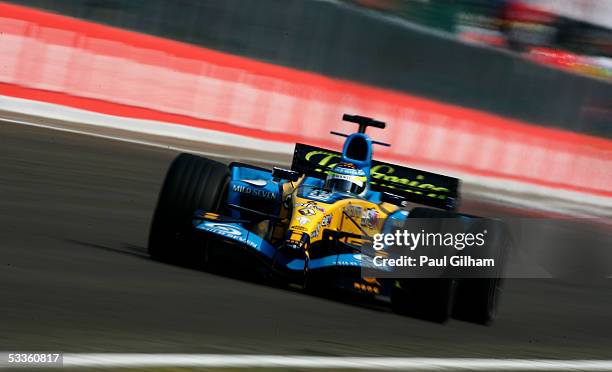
[148,153,228,266]
[389,207,507,324]
[451,219,508,325]
[390,207,456,323]
[451,278,502,325]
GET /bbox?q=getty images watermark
[362,217,612,280]
[371,229,493,268]
[361,218,506,278]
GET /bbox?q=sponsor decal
[202,222,242,236]
[297,216,310,226]
[296,201,325,212]
[361,208,379,229]
[311,222,322,238]
[345,205,363,219]
[201,222,257,248]
[241,179,268,187]
[232,184,277,200]
[321,214,333,227]
[329,173,364,186]
[345,205,379,229]
[304,150,341,169]
[307,189,332,201]
[299,208,316,216]
[370,164,450,196]
[336,168,364,176]
[297,201,325,216]
[337,258,359,267]
[332,162,366,177]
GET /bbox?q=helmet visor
[327,178,365,195]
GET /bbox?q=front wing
[191,212,392,294]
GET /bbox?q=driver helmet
[325,162,368,196]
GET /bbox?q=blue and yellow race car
[148,114,506,324]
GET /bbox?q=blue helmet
[325,162,368,196]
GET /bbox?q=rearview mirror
[272,167,300,182]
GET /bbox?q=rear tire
[390,207,458,322]
[452,219,508,324]
[148,153,228,266]
[451,278,501,324]
[388,208,507,324]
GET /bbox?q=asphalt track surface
[1,119,611,359]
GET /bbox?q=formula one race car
[148,114,507,324]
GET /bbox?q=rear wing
[292,144,459,210]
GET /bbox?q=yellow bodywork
[283,180,400,250]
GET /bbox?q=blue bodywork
[192,170,402,275]
[189,130,403,293]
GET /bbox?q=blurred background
[352,0,612,76]
[6,0,612,137]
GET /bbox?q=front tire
[148,153,228,266]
